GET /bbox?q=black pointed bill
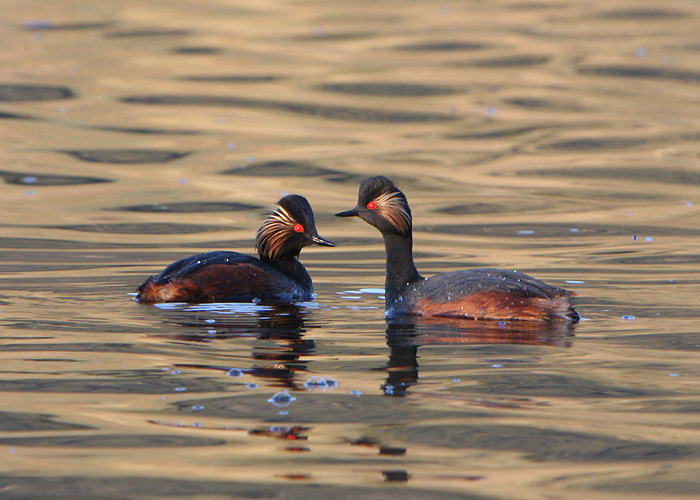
[311,234,336,247]
[335,207,360,217]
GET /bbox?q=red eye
[367,201,377,210]
[294,224,304,233]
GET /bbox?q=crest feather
[256,204,298,259]
[374,189,411,234]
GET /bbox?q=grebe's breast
[390,268,577,323]
[136,250,310,304]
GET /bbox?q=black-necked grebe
[336,176,578,323]
[136,194,334,304]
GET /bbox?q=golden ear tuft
[374,190,412,234]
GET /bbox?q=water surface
[2,1,700,499]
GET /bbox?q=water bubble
[268,391,296,407]
[161,367,170,371]
[192,422,202,428]
[305,376,336,390]
[621,315,636,321]
[491,364,502,368]
[227,142,236,150]
[246,383,258,389]
[226,368,243,377]
[518,230,534,235]
[9,448,16,454]
[25,190,36,197]
[252,297,261,304]
[685,201,694,207]
[304,376,327,389]
[482,107,498,116]
[174,387,186,392]
[498,321,507,328]
[178,178,188,184]
[350,390,363,397]
[172,370,181,375]
[669,373,679,377]
[22,176,37,184]
[278,411,288,415]
[570,228,579,233]
[453,378,461,383]
[192,405,204,411]
[645,236,654,242]
[246,156,256,163]
[205,319,216,324]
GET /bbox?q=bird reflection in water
[382,316,576,397]
[149,303,315,390]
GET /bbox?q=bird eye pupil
[367,202,377,210]
[294,224,304,232]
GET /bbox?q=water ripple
[60,149,190,164]
[121,95,458,123]
[0,84,75,102]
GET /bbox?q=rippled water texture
[2,1,700,499]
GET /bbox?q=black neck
[382,232,422,308]
[261,254,312,291]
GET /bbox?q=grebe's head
[256,194,335,260]
[336,176,412,236]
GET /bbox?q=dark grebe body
[337,176,578,323]
[136,195,334,304]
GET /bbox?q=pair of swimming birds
[137,176,579,324]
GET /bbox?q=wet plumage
[136,195,334,304]
[336,176,578,323]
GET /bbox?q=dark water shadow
[171,46,222,54]
[578,64,700,83]
[0,170,111,186]
[516,165,700,184]
[293,31,376,41]
[0,411,91,432]
[0,111,38,120]
[417,222,700,238]
[121,94,458,123]
[0,434,224,448]
[149,304,317,390]
[503,96,590,112]
[397,41,490,52]
[114,201,261,213]
[51,222,225,234]
[595,8,688,19]
[393,423,696,462]
[537,136,653,151]
[91,125,199,135]
[60,149,190,164]
[381,317,574,397]
[456,54,550,68]
[222,160,363,182]
[179,74,280,83]
[0,84,75,102]
[317,82,458,97]
[434,200,544,216]
[104,29,192,38]
[23,21,114,31]
[0,475,486,500]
